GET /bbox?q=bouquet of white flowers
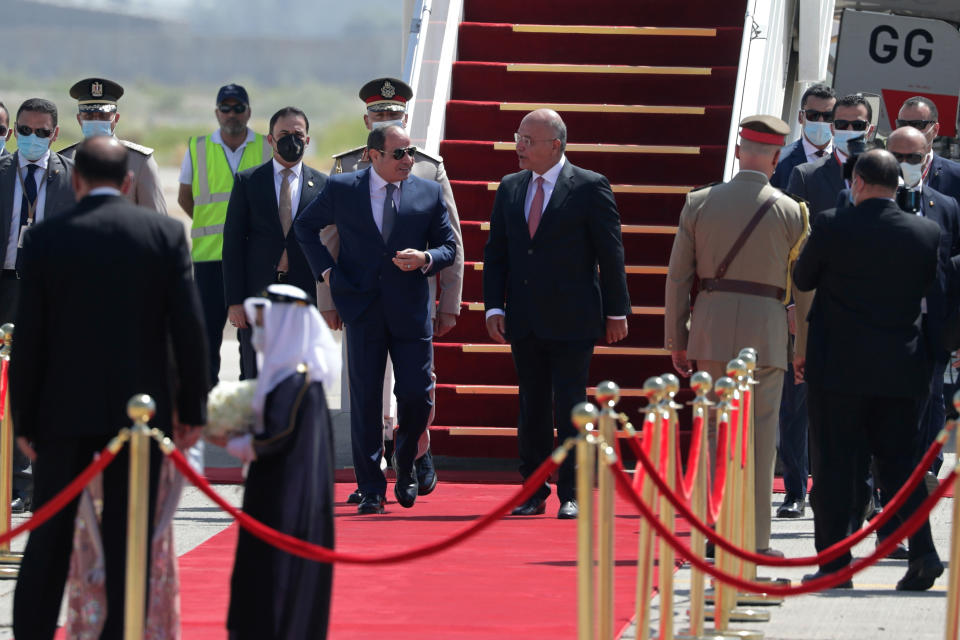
[204,380,257,446]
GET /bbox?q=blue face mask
[16,133,51,162]
[0,138,5,156]
[833,129,864,156]
[80,119,113,138]
[802,120,832,147]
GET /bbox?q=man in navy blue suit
[896,96,960,204]
[770,83,835,519]
[771,83,836,191]
[294,124,456,514]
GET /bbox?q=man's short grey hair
[545,113,567,153]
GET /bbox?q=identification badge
[17,221,32,249]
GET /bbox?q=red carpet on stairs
[430,0,748,459]
[177,483,691,639]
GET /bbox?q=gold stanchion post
[124,394,155,640]
[658,373,683,640]
[737,347,788,594]
[634,376,665,640]
[572,401,600,640]
[0,323,19,576]
[677,372,713,640]
[595,380,621,640]
[704,375,763,640]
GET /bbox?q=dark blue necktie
[382,183,397,241]
[16,164,39,274]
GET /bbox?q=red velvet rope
[740,389,751,468]
[675,413,704,502]
[0,360,8,422]
[626,418,947,567]
[631,412,656,493]
[610,457,955,595]
[706,416,729,524]
[168,446,562,565]
[0,442,119,546]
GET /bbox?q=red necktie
[528,176,544,238]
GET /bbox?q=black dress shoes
[896,552,944,591]
[557,500,578,519]
[393,456,419,508]
[347,489,364,504]
[511,496,546,516]
[10,497,28,514]
[876,533,909,560]
[416,449,438,496]
[775,496,804,518]
[357,493,385,514]
[802,569,853,589]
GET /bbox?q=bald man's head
[75,136,128,185]
[887,126,928,155]
[516,108,567,173]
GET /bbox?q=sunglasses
[833,119,869,131]
[218,103,248,114]
[803,109,834,122]
[0,125,6,137]
[891,151,925,165]
[895,119,934,131]
[16,124,53,138]
[376,146,416,160]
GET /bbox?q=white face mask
[371,119,404,130]
[833,130,864,156]
[900,161,924,189]
[803,120,832,147]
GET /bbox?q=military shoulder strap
[715,191,782,279]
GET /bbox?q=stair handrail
[722,6,755,181]
[423,0,463,155]
[402,0,432,132]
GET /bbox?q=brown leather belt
[700,278,785,301]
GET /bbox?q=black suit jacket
[771,139,808,190]
[795,198,941,398]
[223,160,326,305]
[786,152,845,220]
[929,154,960,203]
[835,185,960,358]
[483,160,631,341]
[0,151,75,267]
[10,194,209,440]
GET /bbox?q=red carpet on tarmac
[177,482,689,639]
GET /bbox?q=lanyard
[15,162,50,225]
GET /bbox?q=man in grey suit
[787,93,876,219]
[0,98,76,514]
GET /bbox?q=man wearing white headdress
[224,284,340,640]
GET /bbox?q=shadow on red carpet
[176,482,688,639]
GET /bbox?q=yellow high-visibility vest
[189,133,271,262]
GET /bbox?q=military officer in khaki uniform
[61,77,167,214]
[323,78,464,503]
[664,115,810,555]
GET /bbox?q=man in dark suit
[771,83,835,519]
[223,106,326,379]
[0,98,76,515]
[295,124,456,514]
[794,149,943,590]
[787,93,877,219]
[10,136,209,638]
[0,101,11,157]
[771,83,836,190]
[483,108,631,519]
[896,95,960,202]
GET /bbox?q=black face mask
[276,133,305,163]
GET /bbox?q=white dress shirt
[801,136,832,163]
[6,151,51,270]
[178,127,258,184]
[272,158,304,212]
